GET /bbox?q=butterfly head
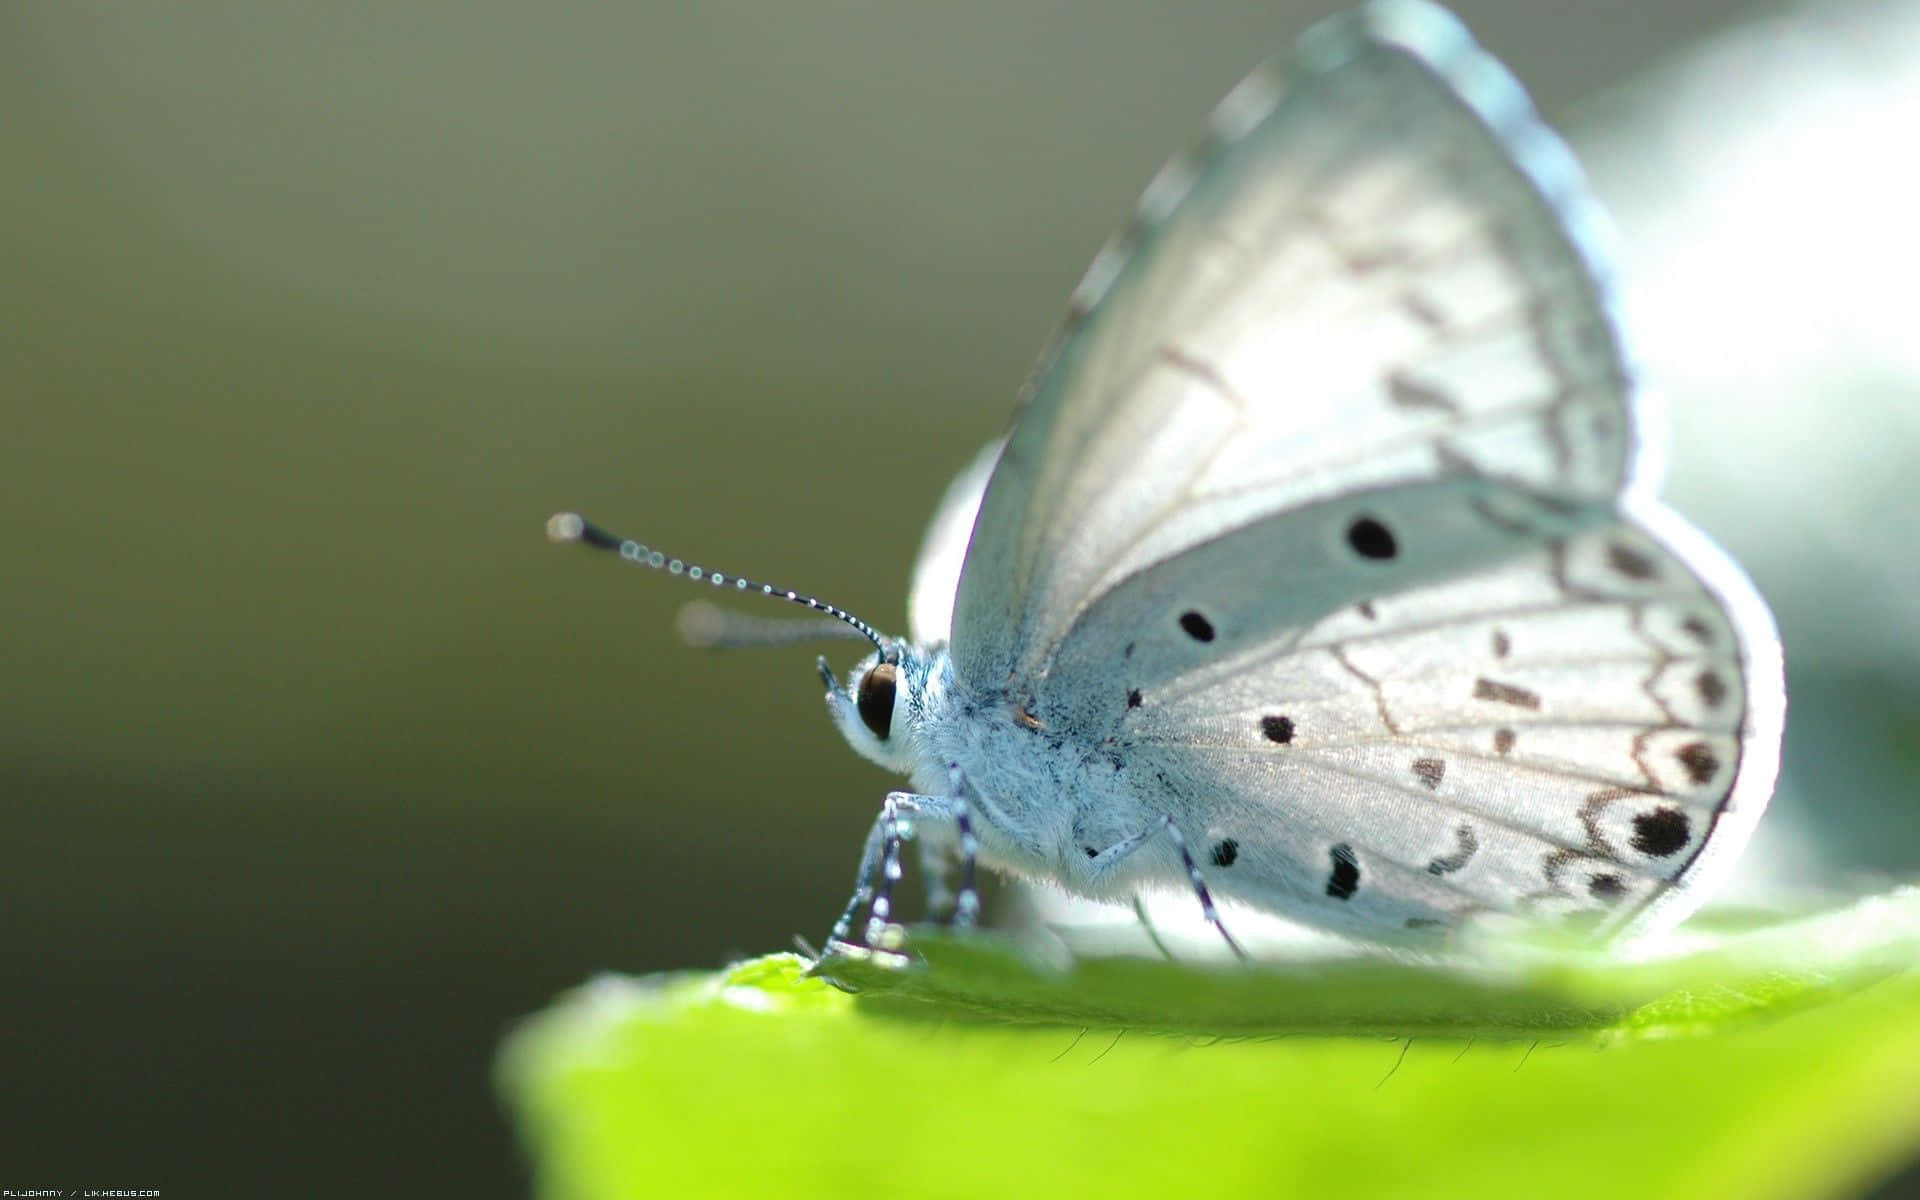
[822,641,936,773]
[546,511,921,773]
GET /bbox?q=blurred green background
[6,1,1915,1194]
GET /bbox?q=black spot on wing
[1325,844,1360,900]
[1210,838,1239,867]
[1587,873,1627,904]
[1493,728,1516,755]
[1696,669,1727,709]
[1179,611,1215,642]
[1680,616,1714,646]
[1411,757,1445,790]
[1260,715,1295,744]
[1675,741,1719,787]
[1630,807,1691,858]
[1127,688,1142,709]
[1347,517,1397,560]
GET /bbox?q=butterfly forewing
[953,3,1634,694]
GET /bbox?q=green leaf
[500,890,1920,1199]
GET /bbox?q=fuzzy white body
[832,643,1197,906]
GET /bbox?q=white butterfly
[554,0,1783,953]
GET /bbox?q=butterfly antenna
[546,512,888,651]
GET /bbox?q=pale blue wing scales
[951,0,1634,693]
[1118,513,1773,938]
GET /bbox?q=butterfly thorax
[828,640,1165,895]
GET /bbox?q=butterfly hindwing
[1109,506,1769,938]
[907,439,1001,648]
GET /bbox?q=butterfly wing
[945,0,1782,938]
[906,439,1001,648]
[952,0,1637,692]
[1112,502,1780,939]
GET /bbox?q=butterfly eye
[856,662,897,740]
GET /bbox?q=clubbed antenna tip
[546,511,619,551]
[544,510,889,651]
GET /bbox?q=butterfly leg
[874,781,981,935]
[944,764,981,929]
[917,838,955,923]
[865,794,918,944]
[827,791,970,951]
[912,776,975,926]
[1089,816,1248,961]
[826,798,895,950]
